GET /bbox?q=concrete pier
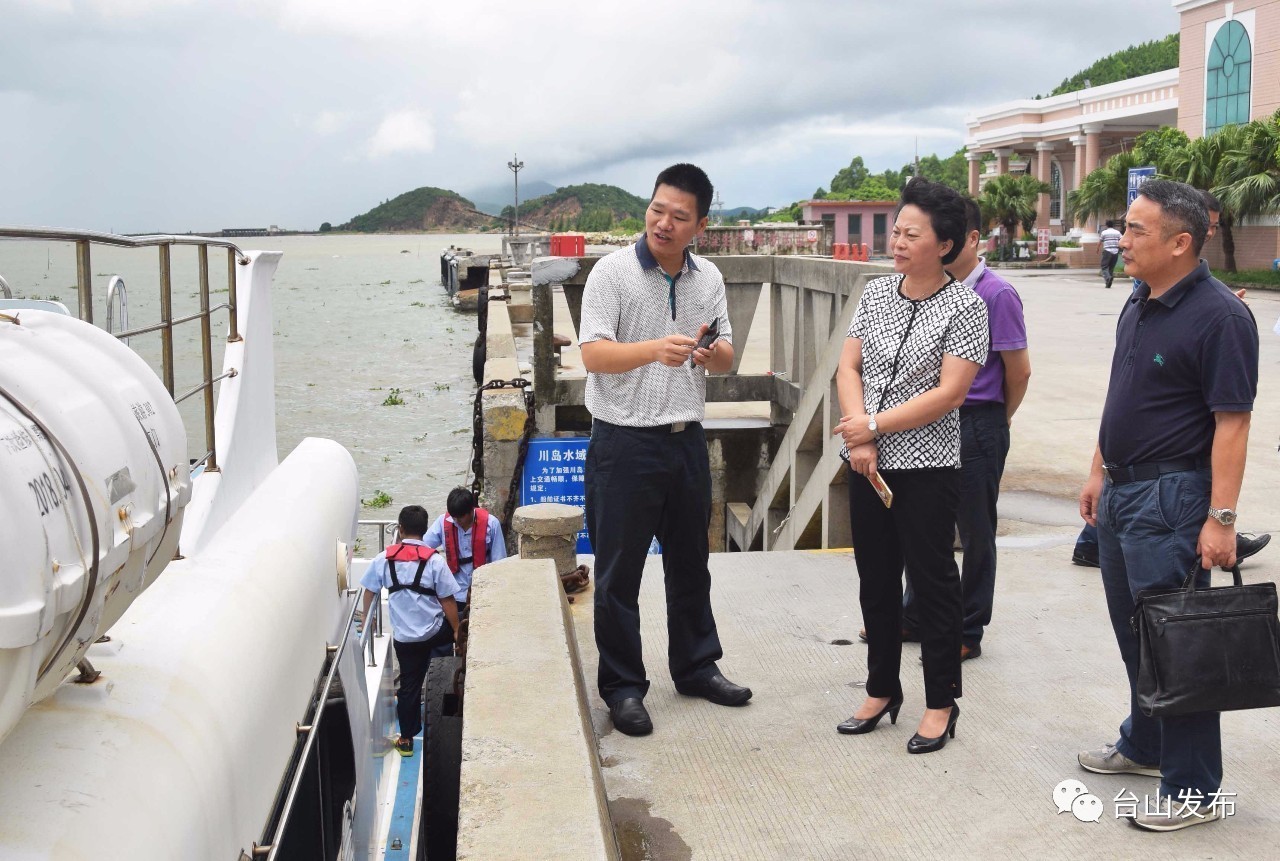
[459,267,1280,859]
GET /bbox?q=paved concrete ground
[567,269,1280,860]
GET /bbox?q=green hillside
[340,186,489,232]
[500,183,650,231]
[1049,34,1180,96]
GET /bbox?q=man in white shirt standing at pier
[1099,220,1123,289]
[579,163,752,737]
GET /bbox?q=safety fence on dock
[528,254,890,554]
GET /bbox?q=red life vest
[383,543,439,597]
[442,508,490,575]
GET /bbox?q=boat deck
[570,539,1280,859]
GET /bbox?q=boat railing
[105,275,129,341]
[354,520,396,667]
[356,519,399,555]
[0,273,11,298]
[253,592,362,860]
[359,589,384,668]
[0,227,248,475]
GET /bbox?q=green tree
[827,176,899,201]
[1066,149,1145,228]
[1166,123,1250,272]
[980,173,1051,251]
[1217,111,1280,273]
[319,222,332,233]
[575,207,615,232]
[830,157,869,194]
[761,202,804,222]
[1051,34,1180,96]
[1133,126,1191,173]
[899,150,969,193]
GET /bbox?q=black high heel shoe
[906,704,960,754]
[836,694,904,735]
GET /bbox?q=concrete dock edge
[456,557,620,861]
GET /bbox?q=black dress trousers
[585,420,724,706]
[847,465,963,709]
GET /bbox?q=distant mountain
[500,183,650,232]
[719,206,767,222]
[466,179,557,215]
[338,187,491,232]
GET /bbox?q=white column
[1035,142,1055,229]
[966,150,983,197]
[993,147,1013,176]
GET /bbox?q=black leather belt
[598,419,699,434]
[1103,457,1209,484]
[458,556,473,565]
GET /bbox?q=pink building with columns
[963,0,1280,269]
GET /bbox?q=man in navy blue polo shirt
[1076,180,1258,832]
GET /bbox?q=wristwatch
[867,415,881,440]
[1208,507,1237,526]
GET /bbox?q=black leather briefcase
[1134,563,1280,717]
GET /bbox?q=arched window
[1206,19,1251,134]
[1049,161,1062,221]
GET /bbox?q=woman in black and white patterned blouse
[832,178,989,754]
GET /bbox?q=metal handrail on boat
[359,592,383,668]
[356,519,399,555]
[0,227,248,475]
[104,275,128,342]
[254,594,362,860]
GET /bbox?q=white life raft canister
[0,309,189,744]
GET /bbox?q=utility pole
[507,154,524,238]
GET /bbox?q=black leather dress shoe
[837,693,903,735]
[674,671,753,706]
[906,704,960,754]
[609,698,653,736]
[1071,544,1100,567]
[1237,532,1271,562]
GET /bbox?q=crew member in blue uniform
[424,487,507,610]
[360,505,460,756]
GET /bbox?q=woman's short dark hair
[398,504,430,537]
[446,487,478,519]
[653,163,714,220]
[896,177,967,265]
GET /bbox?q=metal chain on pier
[468,377,536,534]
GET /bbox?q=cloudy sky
[1,0,1179,232]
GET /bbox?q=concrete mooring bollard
[512,503,583,577]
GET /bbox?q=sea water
[0,232,503,538]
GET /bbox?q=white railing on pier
[532,254,890,552]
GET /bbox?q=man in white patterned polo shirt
[579,163,752,737]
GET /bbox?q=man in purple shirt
[902,198,1031,660]
[950,198,1031,658]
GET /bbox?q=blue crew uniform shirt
[424,512,507,603]
[359,538,458,643]
[1098,261,1258,467]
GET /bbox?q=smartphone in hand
[691,319,719,365]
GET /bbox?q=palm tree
[979,173,1051,255]
[1166,123,1250,272]
[1217,110,1280,272]
[1065,149,1145,229]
